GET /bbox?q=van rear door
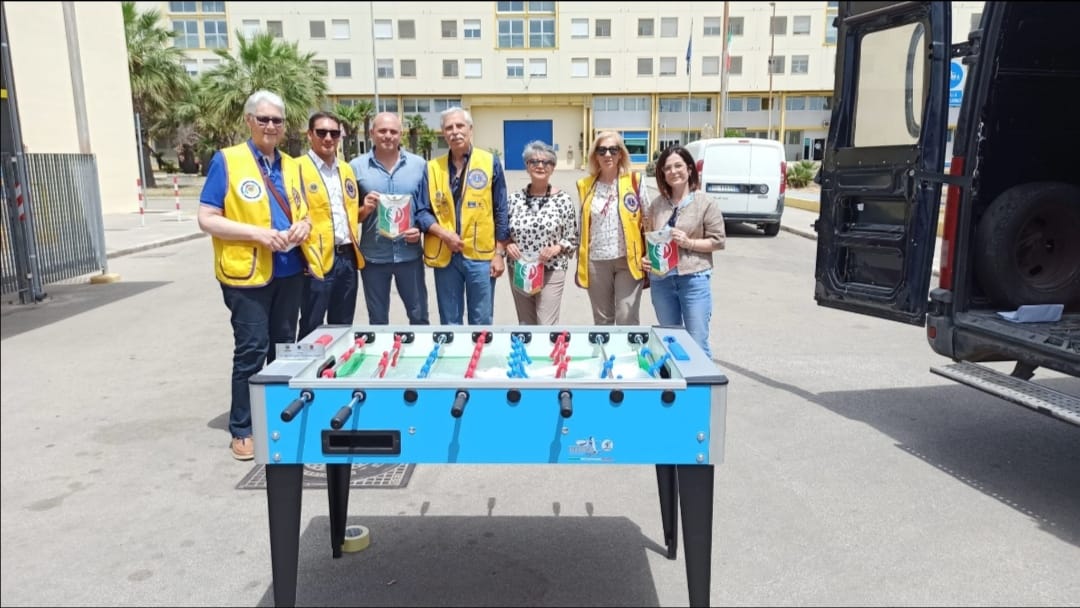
[702,142,751,215]
[814,1,950,325]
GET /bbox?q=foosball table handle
[280,390,314,422]
[330,390,366,430]
[559,390,573,419]
[450,390,470,418]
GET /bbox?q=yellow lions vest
[423,148,496,268]
[214,144,321,286]
[297,153,365,270]
[575,171,646,288]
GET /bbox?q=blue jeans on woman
[649,270,713,360]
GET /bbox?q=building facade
[3,2,139,214]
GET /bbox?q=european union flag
[686,34,693,75]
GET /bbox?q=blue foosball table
[250,325,728,607]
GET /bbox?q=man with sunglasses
[197,89,318,461]
[349,112,431,326]
[296,112,362,339]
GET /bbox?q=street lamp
[767,2,776,140]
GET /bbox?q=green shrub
[786,159,818,188]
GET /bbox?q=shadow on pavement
[715,358,1080,548]
[0,280,169,340]
[255,514,666,607]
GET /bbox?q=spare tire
[973,181,1080,310]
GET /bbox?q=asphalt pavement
[1,169,1076,607]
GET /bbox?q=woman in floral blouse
[504,141,579,324]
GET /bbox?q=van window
[853,21,926,147]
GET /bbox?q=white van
[683,138,787,236]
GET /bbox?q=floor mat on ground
[236,463,415,490]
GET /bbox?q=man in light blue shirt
[350,112,431,325]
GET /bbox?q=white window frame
[464,58,483,79]
[595,58,611,77]
[660,17,678,38]
[332,19,350,40]
[464,19,481,39]
[376,58,394,79]
[506,58,524,78]
[659,57,677,76]
[571,18,588,38]
[793,15,811,36]
[528,58,547,78]
[373,19,393,39]
[571,58,588,78]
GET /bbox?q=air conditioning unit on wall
[822,118,831,128]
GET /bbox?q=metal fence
[1,153,107,303]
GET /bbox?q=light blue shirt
[350,149,431,264]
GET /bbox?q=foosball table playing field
[250,324,729,607]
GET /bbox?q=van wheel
[973,182,1080,310]
[762,223,781,236]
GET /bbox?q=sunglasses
[596,146,621,156]
[314,128,341,139]
[254,115,284,126]
[526,159,555,167]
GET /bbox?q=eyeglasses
[596,146,621,156]
[314,128,341,139]
[254,115,284,126]
[526,159,555,167]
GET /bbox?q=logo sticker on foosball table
[568,436,615,461]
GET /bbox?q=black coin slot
[321,430,401,455]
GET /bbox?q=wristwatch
[497,249,508,258]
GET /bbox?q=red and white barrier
[173,175,183,221]
[14,182,25,222]
[137,177,145,227]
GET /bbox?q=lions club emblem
[466,169,488,190]
[344,178,357,198]
[308,182,319,193]
[239,179,263,202]
[623,192,640,213]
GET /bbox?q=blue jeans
[298,249,358,339]
[649,270,714,359]
[220,273,303,439]
[433,253,495,325]
[360,258,429,325]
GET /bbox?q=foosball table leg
[677,464,715,608]
[655,464,679,559]
[326,463,352,558]
[266,464,304,608]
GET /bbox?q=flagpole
[686,18,693,142]
[719,2,730,137]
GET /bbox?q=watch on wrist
[497,249,507,258]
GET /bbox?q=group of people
[199,89,726,461]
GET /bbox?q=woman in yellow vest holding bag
[196,90,321,461]
[576,131,651,325]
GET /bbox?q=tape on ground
[342,525,371,553]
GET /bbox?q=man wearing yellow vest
[418,107,509,325]
[296,111,362,339]
[197,90,318,461]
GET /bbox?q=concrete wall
[5,2,138,215]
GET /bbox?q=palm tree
[405,114,426,153]
[334,103,363,162]
[122,1,192,187]
[195,31,328,157]
[355,100,376,153]
[418,125,439,160]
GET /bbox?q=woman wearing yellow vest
[196,90,315,461]
[296,111,362,340]
[576,132,651,325]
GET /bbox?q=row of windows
[312,54,811,81]
[593,96,831,113]
[335,97,463,114]
[169,13,840,50]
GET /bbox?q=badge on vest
[466,169,488,190]
[308,182,319,193]
[239,179,263,202]
[344,178,357,199]
[623,193,640,213]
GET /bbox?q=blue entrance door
[503,120,553,170]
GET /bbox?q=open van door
[814,1,950,325]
